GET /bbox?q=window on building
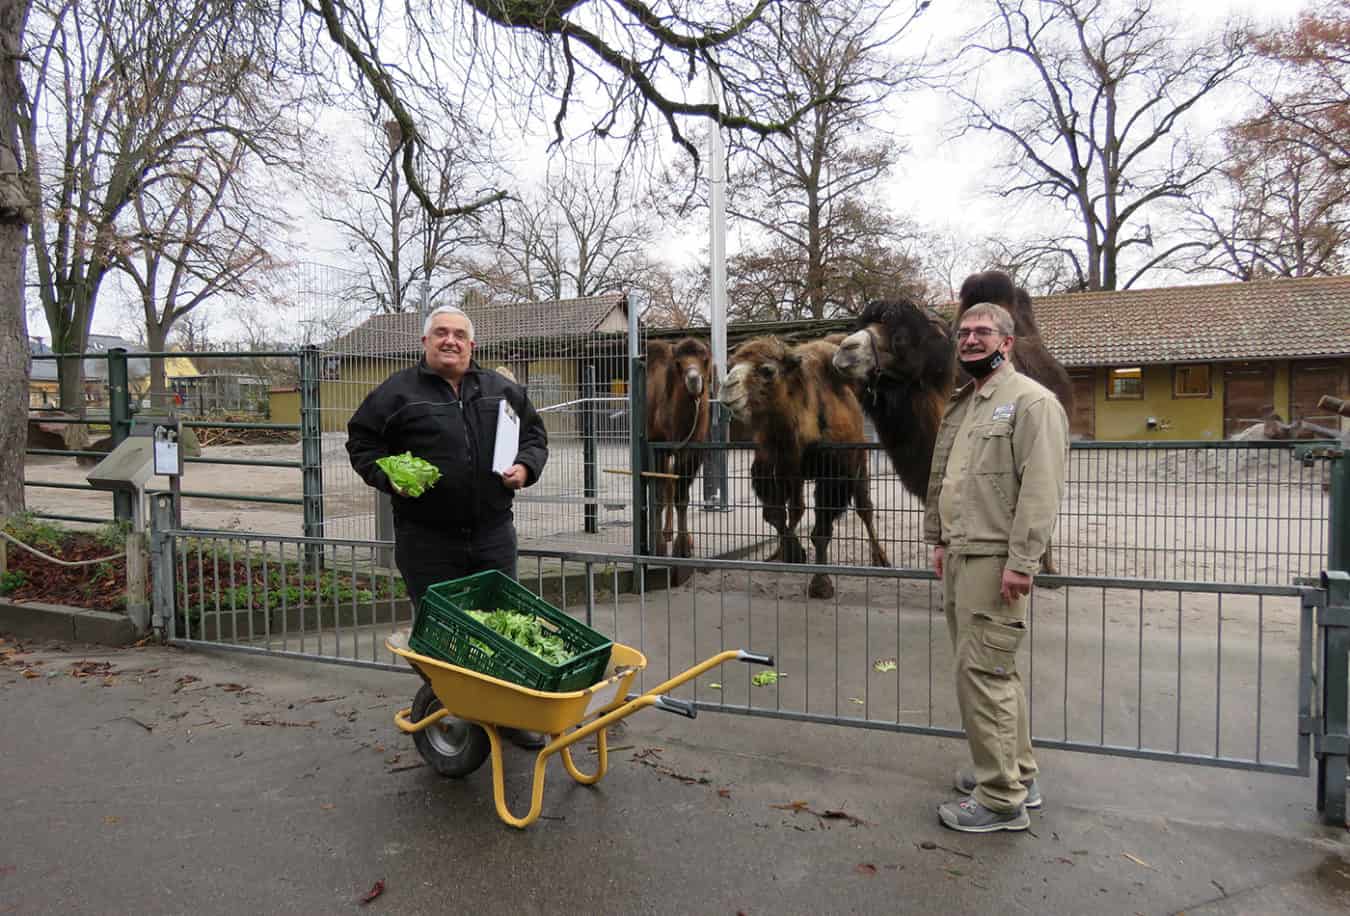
[1107,367,1143,400]
[1173,364,1211,398]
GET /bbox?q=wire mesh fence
[650,439,1334,587]
[314,293,639,550]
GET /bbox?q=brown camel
[956,271,1074,415]
[721,336,889,599]
[645,338,712,576]
[833,295,1066,576]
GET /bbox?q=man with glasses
[924,302,1069,833]
[347,305,549,748]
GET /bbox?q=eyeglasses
[956,326,1000,341]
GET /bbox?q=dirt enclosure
[23,436,1334,587]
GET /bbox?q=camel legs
[753,458,807,565]
[806,474,853,600]
[850,464,890,568]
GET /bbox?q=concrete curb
[0,599,140,646]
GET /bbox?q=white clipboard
[492,399,520,475]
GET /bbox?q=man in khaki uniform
[925,302,1069,833]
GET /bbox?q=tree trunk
[0,0,32,517]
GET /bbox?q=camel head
[833,299,954,389]
[722,336,793,423]
[672,337,711,398]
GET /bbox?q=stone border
[0,600,140,646]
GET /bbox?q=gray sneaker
[953,769,1042,809]
[938,796,1030,833]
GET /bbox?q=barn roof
[1032,275,1350,368]
[327,293,628,357]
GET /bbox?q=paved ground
[0,635,1346,915]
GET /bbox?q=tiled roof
[327,293,628,356]
[1033,276,1350,368]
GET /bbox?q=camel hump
[958,270,1017,310]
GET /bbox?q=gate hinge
[1313,733,1349,756]
[1300,715,1322,737]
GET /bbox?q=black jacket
[345,360,549,530]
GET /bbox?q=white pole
[708,75,728,387]
[705,71,731,509]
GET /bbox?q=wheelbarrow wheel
[410,683,489,778]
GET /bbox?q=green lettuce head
[375,452,442,498]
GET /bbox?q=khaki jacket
[923,361,1069,575]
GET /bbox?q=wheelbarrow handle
[737,650,775,667]
[653,695,698,719]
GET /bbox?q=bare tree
[300,0,843,223]
[113,137,286,409]
[1247,0,1350,172]
[697,1,929,320]
[1180,118,1350,280]
[637,262,708,329]
[465,164,655,303]
[20,0,300,423]
[316,118,489,315]
[946,0,1250,290]
[0,0,32,516]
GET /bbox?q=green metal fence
[24,346,319,536]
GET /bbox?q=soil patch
[1,532,135,613]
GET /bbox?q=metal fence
[648,439,1334,587]
[24,347,314,534]
[314,297,641,551]
[154,530,1317,777]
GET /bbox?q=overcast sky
[53,0,1314,345]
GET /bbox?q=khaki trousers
[943,552,1037,812]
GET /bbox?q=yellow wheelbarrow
[385,630,774,828]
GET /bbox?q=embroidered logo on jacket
[992,403,1016,421]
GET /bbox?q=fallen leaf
[320,803,336,811]
[848,697,865,705]
[359,879,385,904]
[173,674,200,692]
[855,863,877,876]
[21,669,38,679]
[771,800,811,813]
[707,683,722,690]
[215,682,251,693]
[718,788,732,799]
[751,671,786,687]
[103,815,119,825]
[872,659,897,673]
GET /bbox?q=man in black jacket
[346,304,549,611]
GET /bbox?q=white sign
[152,422,182,476]
[492,399,520,476]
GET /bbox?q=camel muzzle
[683,367,704,397]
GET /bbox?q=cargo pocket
[969,613,1024,678]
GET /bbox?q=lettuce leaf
[375,452,442,497]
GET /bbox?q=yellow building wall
[268,389,300,426]
[1090,361,1294,440]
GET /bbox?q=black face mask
[960,349,1005,379]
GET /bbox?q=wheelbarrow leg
[559,727,608,785]
[483,723,555,829]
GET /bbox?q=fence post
[1316,450,1349,826]
[1317,569,1349,826]
[108,347,132,522]
[300,345,325,566]
[149,493,176,641]
[582,365,598,535]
